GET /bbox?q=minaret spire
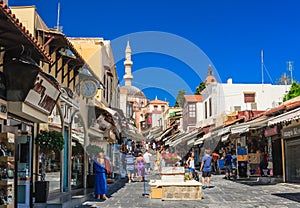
[123,41,133,86]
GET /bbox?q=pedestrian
[125,151,135,183]
[93,152,108,200]
[212,151,220,174]
[135,152,146,182]
[186,151,195,180]
[143,149,152,174]
[200,149,212,189]
[224,150,232,180]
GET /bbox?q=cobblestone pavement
[78,153,300,208]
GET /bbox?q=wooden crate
[151,187,162,199]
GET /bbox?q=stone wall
[162,185,202,200]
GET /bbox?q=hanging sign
[24,72,60,115]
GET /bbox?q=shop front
[264,126,282,177]
[282,124,300,183]
[3,57,60,207]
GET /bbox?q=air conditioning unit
[251,102,257,110]
[272,101,282,108]
[234,106,241,111]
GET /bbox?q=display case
[0,132,15,207]
[248,153,260,176]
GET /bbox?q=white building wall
[196,102,203,128]
[201,81,290,127]
[152,114,163,127]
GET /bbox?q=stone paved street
[78,153,300,208]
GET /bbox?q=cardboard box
[151,187,162,199]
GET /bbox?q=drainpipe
[281,138,286,183]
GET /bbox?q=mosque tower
[123,41,133,86]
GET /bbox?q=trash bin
[238,161,247,177]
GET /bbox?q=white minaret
[123,41,133,86]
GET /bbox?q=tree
[283,82,300,102]
[174,89,185,107]
[35,130,64,181]
[195,81,206,95]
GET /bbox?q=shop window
[189,111,195,118]
[244,92,255,103]
[209,98,212,117]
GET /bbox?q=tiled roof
[184,95,202,102]
[0,2,52,62]
[264,96,300,116]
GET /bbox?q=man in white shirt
[143,149,152,174]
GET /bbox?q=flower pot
[35,181,49,203]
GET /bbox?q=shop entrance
[71,140,84,189]
[7,119,33,208]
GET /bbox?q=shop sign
[0,99,7,119]
[264,126,278,137]
[24,72,60,115]
[282,125,300,139]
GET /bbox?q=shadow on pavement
[272,192,300,203]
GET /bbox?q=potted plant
[35,130,64,202]
[85,144,104,187]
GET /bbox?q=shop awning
[157,126,173,141]
[187,138,195,146]
[194,137,204,145]
[218,126,231,136]
[231,125,250,134]
[268,107,300,126]
[221,134,230,142]
[203,132,212,140]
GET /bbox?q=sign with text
[282,125,300,139]
[24,72,60,115]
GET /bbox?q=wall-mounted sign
[264,126,278,137]
[0,99,7,119]
[24,72,60,115]
[282,125,300,139]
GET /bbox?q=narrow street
[78,153,300,208]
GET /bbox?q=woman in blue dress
[94,152,108,200]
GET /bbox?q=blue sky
[10,0,300,106]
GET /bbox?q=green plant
[86,144,104,158]
[35,130,64,181]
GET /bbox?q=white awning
[157,127,173,141]
[203,132,212,140]
[231,125,250,134]
[221,134,230,142]
[194,137,204,145]
[268,107,300,126]
[217,126,231,136]
[187,138,195,145]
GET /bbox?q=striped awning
[268,107,300,126]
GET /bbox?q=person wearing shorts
[200,149,212,189]
[186,151,195,180]
[125,151,135,183]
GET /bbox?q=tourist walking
[135,152,146,182]
[93,152,108,200]
[224,150,233,180]
[212,151,220,174]
[143,149,152,174]
[186,151,195,180]
[125,151,135,183]
[200,149,212,189]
